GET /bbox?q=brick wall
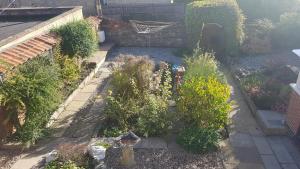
[102,4,186,47]
[286,90,300,135]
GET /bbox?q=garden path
[224,69,300,169]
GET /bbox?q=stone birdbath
[117,131,140,167]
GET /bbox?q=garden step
[257,110,287,135]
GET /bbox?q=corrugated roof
[0,34,59,74]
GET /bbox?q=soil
[105,148,224,169]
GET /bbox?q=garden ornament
[118,131,140,167]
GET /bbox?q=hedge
[185,0,245,56]
[53,20,97,58]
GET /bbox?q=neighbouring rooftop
[0,6,83,74]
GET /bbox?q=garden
[2,0,300,168]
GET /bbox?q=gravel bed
[104,148,224,169]
[107,47,183,65]
[233,51,300,73]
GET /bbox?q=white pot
[98,31,105,43]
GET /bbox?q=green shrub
[53,20,97,58]
[271,12,300,49]
[103,57,173,137]
[45,161,83,169]
[184,47,224,82]
[185,0,245,56]
[0,56,62,144]
[241,19,274,54]
[177,127,219,153]
[54,46,80,85]
[136,95,171,137]
[177,76,231,129]
[237,0,300,21]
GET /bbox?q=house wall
[0,0,98,16]
[102,3,186,47]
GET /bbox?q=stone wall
[102,4,186,47]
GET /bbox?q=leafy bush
[237,0,300,21]
[103,57,172,137]
[53,46,80,86]
[184,47,224,82]
[53,20,97,58]
[241,19,274,54]
[45,161,83,169]
[185,0,245,56]
[177,127,219,153]
[0,56,62,144]
[177,76,231,129]
[271,12,300,49]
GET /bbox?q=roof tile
[0,34,59,74]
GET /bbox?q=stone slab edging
[47,44,114,127]
[228,66,287,135]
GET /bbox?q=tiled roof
[0,34,59,74]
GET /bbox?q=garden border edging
[46,48,109,128]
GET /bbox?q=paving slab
[65,100,87,111]
[80,84,99,93]
[269,141,294,163]
[238,163,265,169]
[73,92,93,101]
[252,136,273,155]
[229,132,255,148]
[261,155,281,169]
[233,147,262,163]
[282,164,299,169]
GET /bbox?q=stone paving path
[224,70,300,169]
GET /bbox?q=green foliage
[177,127,219,153]
[241,19,274,54]
[177,76,231,129]
[185,0,245,56]
[95,141,112,149]
[0,56,62,144]
[184,47,224,82]
[45,161,84,169]
[103,57,173,137]
[271,12,300,49]
[237,0,300,21]
[54,46,80,86]
[53,20,97,58]
[136,94,171,137]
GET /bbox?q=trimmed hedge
[53,20,97,58]
[185,0,245,56]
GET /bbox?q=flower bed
[236,65,296,113]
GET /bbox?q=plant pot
[98,31,105,43]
